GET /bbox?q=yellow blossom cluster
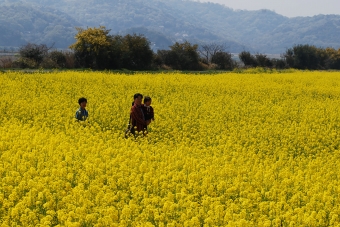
[1,70,340,226]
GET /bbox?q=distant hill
[0,3,80,48]
[1,0,340,53]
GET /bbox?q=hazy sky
[199,0,340,17]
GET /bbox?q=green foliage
[255,54,273,68]
[15,43,49,68]
[284,45,327,70]
[156,41,201,70]
[271,59,287,69]
[13,57,38,69]
[14,44,71,69]
[239,52,288,69]
[69,27,153,70]
[49,50,67,68]
[239,51,258,67]
[19,43,48,64]
[40,57,59,68]
[8,21,340,71]
[70,26,113,69]
[324,48,340,69]
[122,27,173,51]
[120,34,154,70]
[211,52,235,70]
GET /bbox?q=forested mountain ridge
[0,3,80,48]
[1,0,340,53]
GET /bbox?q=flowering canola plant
[1,70,340,226]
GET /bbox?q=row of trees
[239,45,340,70]
[3,26,235,70]
[68,26,236,70]
[2,26,340,71]
[8,43,74,69]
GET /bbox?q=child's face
[80,101,87,109]
[144,100,151,106]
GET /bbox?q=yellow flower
[1,71,340,226]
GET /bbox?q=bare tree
[198,42,227,64]
[0,57,13,68]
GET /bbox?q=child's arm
[131,106,147,125]
[75,110,81,120]
[151,106,155,121]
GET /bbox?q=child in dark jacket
[142,96,154,129]
[75,97,88,121]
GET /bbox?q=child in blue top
[75,97,88,121]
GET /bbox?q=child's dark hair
[134,93,143,100]
[78,97,87,105]
[144,96,152,103]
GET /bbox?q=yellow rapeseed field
[1,70,340,226]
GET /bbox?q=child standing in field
[75,97,88,121]
[142,96,154,130]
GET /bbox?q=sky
[199,0,340,17]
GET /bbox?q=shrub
[156,41,201,70]
[120,34,153,70]
[239,51,258,67]
[211,51,235,70]
[40,58,59,69]
[49,50,67,68]
[13,57,38,69]
[284,44,326,70]
[272,58,288,69]
[19,43,49,66]
[0,57,13,69]
[255,54,273,68]
[64,52,76,69]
